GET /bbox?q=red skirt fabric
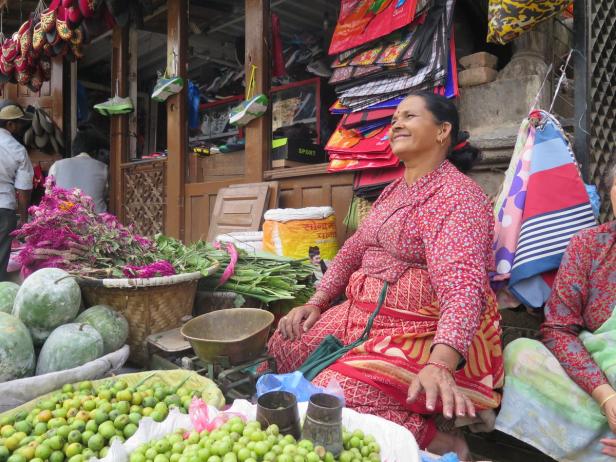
[267,268,504,448]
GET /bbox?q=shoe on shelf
[307,59,332,78]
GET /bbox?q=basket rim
[76,264,217,288]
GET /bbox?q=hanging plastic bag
[188,80,201,129]
[256,371,345,405]
[487,0,572,45]
[229,64,269,126]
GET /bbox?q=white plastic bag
[93,408,193,462]
[227,400,420,462]
[95,399,420,462]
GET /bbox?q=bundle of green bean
[155,236,315,303]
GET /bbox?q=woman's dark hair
[406,91,481,172]
[308,246,320,258]
[71,127,108,159]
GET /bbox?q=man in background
[49,126,109,213]
[0,101,33,281]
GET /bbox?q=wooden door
[1,58,65,133]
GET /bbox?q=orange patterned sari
[328,268,504,413]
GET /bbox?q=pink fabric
[493,119,535,280]
[308,160,495,359]
[541,221,616,394]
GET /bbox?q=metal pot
[256,391,301,440]
[301,393,343,456]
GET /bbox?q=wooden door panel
[207,183,271,242]
[276,172,355,245]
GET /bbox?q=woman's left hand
[407,364,476,419]
[601,439,616,457]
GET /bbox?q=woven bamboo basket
[77,271,211,365]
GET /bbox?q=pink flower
[122,260,176,278]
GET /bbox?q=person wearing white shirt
[0,101,34,281]
[49,127,109,213]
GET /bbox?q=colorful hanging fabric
[487,0,573,45]
[493,110,597,308]
[329,0,420,55]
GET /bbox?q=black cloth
[0,208,17,281]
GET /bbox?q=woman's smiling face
[389,96,448,162]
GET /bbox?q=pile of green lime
[0,377,208,462]
[129,417,381,462]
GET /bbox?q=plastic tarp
[0,369,225,419]
[0,345,130,414]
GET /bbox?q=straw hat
[32,111,42,136]
[0,100,33,121]
[34,131,49,149]
[23,127,34,147]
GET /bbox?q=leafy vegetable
[155,235,315,303]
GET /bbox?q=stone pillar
[499,22,551,81]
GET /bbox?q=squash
[75,305,129,354]
[12,268,81,345]
[0,312,36,382]
[36,323,104,375]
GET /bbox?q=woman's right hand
[278,305,321,341]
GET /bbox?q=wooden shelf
[264,163,330,180]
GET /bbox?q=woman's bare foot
[427,430,471,460]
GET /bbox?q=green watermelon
[0,312,36,382]
[0,281,19,313]
[75,305,129,354]
[12,268,81,346]
[36,323,104,375]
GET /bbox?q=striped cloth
[493,110,597,308]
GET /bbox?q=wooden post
[165,0,188,239]
[128,27,139,161]
[109,26,129,218]
[244,0,271,181]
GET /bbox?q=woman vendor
[496,162,616,461]
[268,92,504,458]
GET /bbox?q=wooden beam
[69,61,77,140]
[129,27,139,161]
[243,0,271,182]
[109,26,129,218]
[165,0,188,239]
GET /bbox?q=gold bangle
[599,393,616,414]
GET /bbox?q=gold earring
[437,138,444,145]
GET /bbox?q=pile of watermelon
[0,268,129,383]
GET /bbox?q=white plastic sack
[264,207,335,223]
[215,232,263,254]
[93,399,419,462]
[0,345,130,414]
[94,408,193,462]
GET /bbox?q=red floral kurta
[541,221,616,395]
[307,160,495,359]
